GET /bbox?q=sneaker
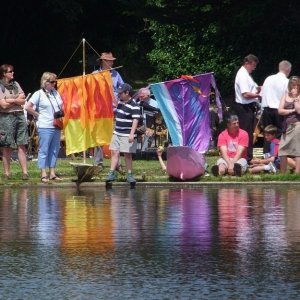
[211,165,219,177]
[106,171,116,182]
[268,162,277,174]
[233,163,242,177]
[127,173,136,183]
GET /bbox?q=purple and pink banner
[150,72,222,153]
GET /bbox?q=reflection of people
[93,52,124,167]
[211,114,248,177]
[234,54,261,161]
[278,76,300,173]
[0,64,29,180]
[25,72,63,183]
[106,83,140,183]
[249,125,281,174]
[261,60,291,152]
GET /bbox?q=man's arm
[242,91,261,101]
[232,145,246,162]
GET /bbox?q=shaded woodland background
[2,0,300,107]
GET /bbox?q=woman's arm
[278,93,296,115]
[24,101,39,118]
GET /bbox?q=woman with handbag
[25,72,64,183]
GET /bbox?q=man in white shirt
[234,54,261,161]
[261,60,291,139]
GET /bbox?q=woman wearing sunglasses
[0,64,29,180]
[25,72,64,183]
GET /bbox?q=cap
[116,83,133,93]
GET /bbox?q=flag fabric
[57,71,114,156]
[150,72,222,153]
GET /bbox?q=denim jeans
[94,146,103,165]
[38,128,61,169]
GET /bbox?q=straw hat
[98,52,116,61]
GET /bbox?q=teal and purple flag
[150,72,222,153]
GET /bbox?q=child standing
[249,125,295,174]
[105,83,140,183]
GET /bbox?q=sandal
[41,176,49,183]
[50,176,62,181]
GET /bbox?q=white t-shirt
[235,66,259,104]
[260,72,288,109]
[29,89,63,128]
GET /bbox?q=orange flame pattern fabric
[57,71,114,155]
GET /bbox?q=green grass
[1,154,300,186]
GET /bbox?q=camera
[54,110,64,119]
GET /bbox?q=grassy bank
[1,154,300,186]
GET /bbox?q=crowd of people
[0,52,160,183]
[1,52,300,182]
[211,55,300,177]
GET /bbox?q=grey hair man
[260,60,292,151]
[211,114,249,177]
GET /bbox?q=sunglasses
[5,70,14,73]
[48,80,57,84]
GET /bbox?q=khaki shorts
[109,134,137,153]
[0,112,28,148]
[216,157,248,173]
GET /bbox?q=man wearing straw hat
[93,52,124,167]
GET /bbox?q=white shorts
[109,134,137,153]
[216,157,248,173]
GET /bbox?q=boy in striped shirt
[106,83,140,183]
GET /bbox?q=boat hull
[166,146,205,180]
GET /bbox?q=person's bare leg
[294,157,300,173]
[219,163,227,176]
[2,147,12,177]
[124,153,133,173]
[18,145,28,175]
[280,156,288,173]
[110,150,120,171]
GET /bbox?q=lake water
[0,185,300,299]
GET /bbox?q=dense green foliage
[1,0,300,103]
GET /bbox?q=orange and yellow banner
[57,71,114,155]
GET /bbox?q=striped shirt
[114,98,140,137]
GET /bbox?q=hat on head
[99,52,116,61]
[116,83,133,93]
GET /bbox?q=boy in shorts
[106,83,140,183]
[249,125,295,173]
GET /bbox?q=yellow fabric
[57,72,114,155]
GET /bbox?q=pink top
[217,128,249,158]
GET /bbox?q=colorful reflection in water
[0,186,300,299]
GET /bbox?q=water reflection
[0,185,300,299]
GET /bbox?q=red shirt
[217,128,249,158]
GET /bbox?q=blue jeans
[94,146,103,165]
[38,128,61,169]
